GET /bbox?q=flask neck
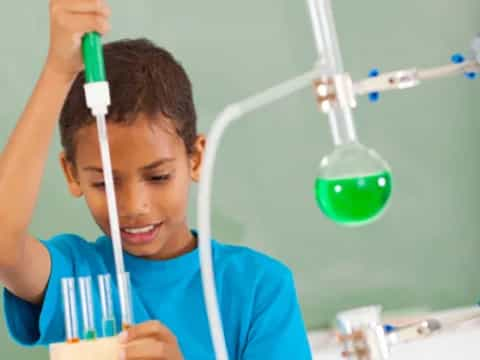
[328,106,358,146]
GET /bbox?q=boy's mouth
[120,223,162,245]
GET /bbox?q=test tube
[78,276,97,340]
[98,274,117,337]
[61,277,79,344]
[118,272,133,329]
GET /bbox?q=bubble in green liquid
[103,318,117,337]
[84,329,97,340]
[315,171,392,225]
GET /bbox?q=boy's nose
[117,184,151,218]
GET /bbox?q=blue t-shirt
[3,232,312,359]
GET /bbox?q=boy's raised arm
[0,0,110,304]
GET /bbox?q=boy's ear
[189,135,206,183]
[59,152,83,197]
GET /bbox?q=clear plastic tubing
[61,277,79,343]
[197,70,320,360]
[307,0,357,146]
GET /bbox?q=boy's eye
[90,175,170,188]
[91,179,119,188]
[150,174,171,182]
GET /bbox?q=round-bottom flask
[315,142,392,226]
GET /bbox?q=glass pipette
[82,32,133,329]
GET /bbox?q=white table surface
[309,315,480,359]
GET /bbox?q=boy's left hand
[119,320,184,359]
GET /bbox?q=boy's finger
[53,0,111,16]
[122,337,166,360]
[58,13,111,35]
[122,320,177,344]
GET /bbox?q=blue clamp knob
[368,68,380,102]
[451,53,477,79]
[383,324,396,334]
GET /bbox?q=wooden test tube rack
[49,336,120,359]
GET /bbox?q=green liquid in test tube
[315,171,392,225]
[84,329,97,340]
[103,318,117,337]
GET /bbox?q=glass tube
[98,274,117,337]
[307,0,358,146]
[118,272,133,329]
[78,276,96,340]
[61,277,79,343]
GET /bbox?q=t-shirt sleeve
[242,266,312,360]
[3,236,79,346]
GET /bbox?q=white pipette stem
[84,80,131,327]
[95,113,131,327]
[95,114,124,274]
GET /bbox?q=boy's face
[60,113,204,259]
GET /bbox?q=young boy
[0,0,312,358]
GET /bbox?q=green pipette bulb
[82,32,107,83]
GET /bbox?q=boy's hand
[46,0,111,79]
[119,321,184,360]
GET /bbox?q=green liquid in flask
[84,329,97,340]
[315,171,392,225]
